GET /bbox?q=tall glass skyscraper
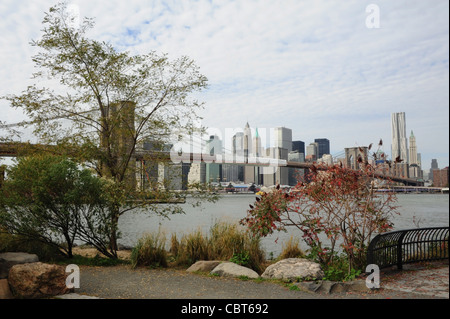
[391,112,409,163]
[314,138,330,159]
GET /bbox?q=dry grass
[279,235,305,260]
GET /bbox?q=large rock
[262,258,324,282]
[186,261,223,273]
[8,262,72,299]
[210,262,259,279]
[0,252,39,279]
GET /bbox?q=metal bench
[366,226,449,270]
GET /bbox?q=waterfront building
[232,131,245,182]
[264,147,289,186]
[288,151,305,186]
[433,167,449,187]
[205,135,223,183]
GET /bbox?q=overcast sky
[0,0,448,171]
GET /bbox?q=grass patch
[171,221,266,274]
[279,235,305,260]
[131,231,168,269]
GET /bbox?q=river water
[118,193,449,258]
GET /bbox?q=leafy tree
[240,160,399,273]
[2,2,213,256]
[0,155,115,258]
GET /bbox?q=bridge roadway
[0,142,423,186]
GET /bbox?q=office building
[292,140,305,154]
[205,135,222,183]
[306,142,318,162]
[433,167,449,187]
[272,127,292,152]
[391,112,409,163]
[314,138,330,159]
[288,151,305,186]
[429,159,438,181]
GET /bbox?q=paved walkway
[63,260,448,300]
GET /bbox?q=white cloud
[0,0,448,170]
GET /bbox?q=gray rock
[186,261,223,273]
[297,279,369,294]
[210,262,259,279]
[0,252,39,279]
[261,258,324,282]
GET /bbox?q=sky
[0,0,448,171]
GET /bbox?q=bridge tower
[100,101,137,191]
[345,147,368,169]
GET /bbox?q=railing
[366,227,449,270]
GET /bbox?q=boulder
[8,262,72,299]
[0,252,39,279]
[210,262,259,279]
[262,258,324,282]
[0,279,13,299]
[186,260,223,273]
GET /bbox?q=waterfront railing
[367,226,449,270]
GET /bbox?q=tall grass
[279,235,305,260]
[131,231,168,268]
[171,221,266,273]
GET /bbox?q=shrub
[241,161,399,274]
[0,227,62,262]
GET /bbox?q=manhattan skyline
[0,1,448,171]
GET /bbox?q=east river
[118,193,449,258]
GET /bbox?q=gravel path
[74,261,449,300]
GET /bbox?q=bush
[0,155,118,259]
[279,236,305,260]
[0,227,62,262]
[131,231,168,268]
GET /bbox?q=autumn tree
[2,2,210,256]
[241,156,399,274]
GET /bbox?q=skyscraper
[292,140,305,154]
[391,112,409,163]
[429,159,439,181]
[314,138,330,159]
[409,131,418,165]
[408,131,422,179]
[272,127,292,152]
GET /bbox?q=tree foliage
[0,155,117,258]
[240,162,399,272]
[1,2,214,256]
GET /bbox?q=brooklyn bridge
[0,141,424,187]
